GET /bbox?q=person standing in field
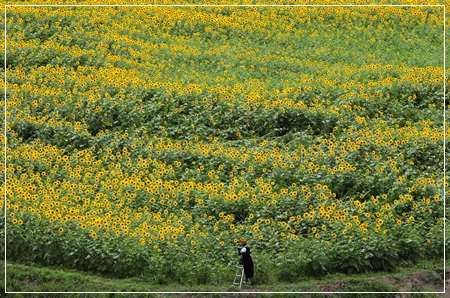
[238,239,254,285]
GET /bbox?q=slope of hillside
[2,1,448,286]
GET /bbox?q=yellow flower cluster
[2,1,446,272]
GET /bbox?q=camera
[237,246,244,264]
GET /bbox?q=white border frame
[3,3,447,295]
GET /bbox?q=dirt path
[220,269,449,297]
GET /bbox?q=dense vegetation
[2,0,448,288]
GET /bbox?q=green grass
[2,259,445,297]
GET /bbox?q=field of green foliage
[2,0,449,287]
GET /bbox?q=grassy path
[2,260,447,297]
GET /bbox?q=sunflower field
[2,0,449,285]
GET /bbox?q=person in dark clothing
[238,239,254,284]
